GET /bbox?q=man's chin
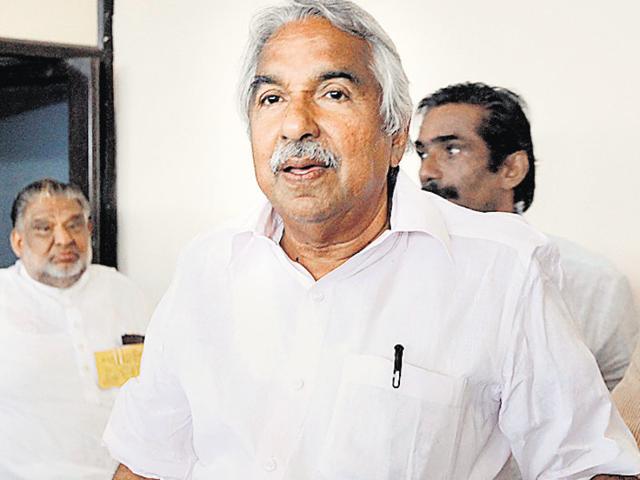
[279,205,335,225]
[43,260,87,280]
[271,190,332,222]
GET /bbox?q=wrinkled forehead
[23,194,85,222]
[256,17,374,83]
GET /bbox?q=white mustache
[270,141,340,174]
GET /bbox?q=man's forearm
[113,464,155,480]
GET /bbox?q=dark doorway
[0,56,70,266]
[0,0,116,268]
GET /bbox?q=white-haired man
[0,179,150,479]
[105,1,640,479]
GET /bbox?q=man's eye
[34,225,51,233]
[260,94,282,106]
[417,151,428,160]
[447,146,461,155]
[325,90,347,101]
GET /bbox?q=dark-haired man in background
[415,82,639,392]
[415,83,640,478]
[0,179,150,479]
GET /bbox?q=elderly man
[414,82,639,391]
[105,1,640,479]
[0,179,150,479]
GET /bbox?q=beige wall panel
[0,0,98,47]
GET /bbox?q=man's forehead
[25,195,84,220]
[418,103,487,142]
[251,69,362,91]
[256,17,372,77]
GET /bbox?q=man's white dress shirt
[494,237,640,479]
[552,236,639,390]
[104,172,640,480]
[0,261,150,480]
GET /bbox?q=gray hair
[11,178,91,230]
[238,0,412,136]
[270,140,339,173]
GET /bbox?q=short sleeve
[103,279,196,479]
[498,253,640,479]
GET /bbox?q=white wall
[114,0,640,306]
[0,0,98,47]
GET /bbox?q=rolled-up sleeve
[103,282,196,480]
[498,254,640,479]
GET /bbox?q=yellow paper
[94,344,144,389]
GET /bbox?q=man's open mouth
[283,165,326,175]
[281,158,329,176]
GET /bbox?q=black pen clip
[392,344,404,389]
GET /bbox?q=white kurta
[0,262,151,480]
[104,172,640,480]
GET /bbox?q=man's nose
[280,96,320,141]
[419,154,442,185]
[52,225,74,245]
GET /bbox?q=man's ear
[499,150,529,190]
[10,229,24,258]
[390,127,410,167]
[87,220,94,235]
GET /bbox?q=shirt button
[263,457,277,472]
[310,291,325,302]
[292,378,305,391]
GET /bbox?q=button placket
[255,290,330,478]
[66,308,87,364]
[65,307,100,402]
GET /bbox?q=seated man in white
[0,178,151,479]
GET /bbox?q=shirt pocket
[318,354,467,480]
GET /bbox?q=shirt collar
[388,170,452,255]
[233,169,452,257]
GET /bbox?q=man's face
[249,17,405,227]
[415,103,504,212]
[11,194,92,288]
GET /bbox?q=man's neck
[39,271,84,289]
[279,194,390,281]
[21,263,86,289]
